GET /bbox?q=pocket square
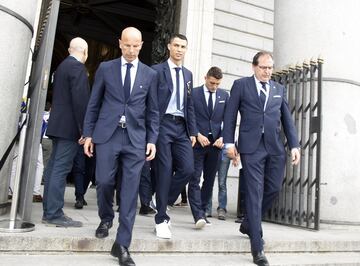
[273,95,281,98]
[219,100,225,103]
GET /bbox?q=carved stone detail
[151,0,177,64]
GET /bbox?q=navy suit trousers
[95,127,145,248]
[241,136,286,252]
[189,143,221,221]
[139,161,155,206]
[154,116,194,224]
[72,145,93,200]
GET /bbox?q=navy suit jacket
[46,56,90,141]
[223,76,299,155]
[151,61,197,136]
[192,86,229,140]
[83,58,159,149]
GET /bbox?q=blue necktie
[208,91,213,117]
[124,63,133,102]
[259,81,267,109]
[175,67,181,110]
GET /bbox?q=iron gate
[263,58,323,230]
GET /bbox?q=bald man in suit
[42,37,89,228]
[83,27,159,266]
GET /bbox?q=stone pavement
[1,178,360,265]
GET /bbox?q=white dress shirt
[121,56,139,94]
[254,76,270,111]
[203,85,216,110]
[165,59,184,117]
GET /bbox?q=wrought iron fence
[263,58,323,230]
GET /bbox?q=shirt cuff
[225,143,235,149]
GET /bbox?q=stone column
[178,0,215,86]
[274,0,360,224]
[0,0,38,214]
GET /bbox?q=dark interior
[51,0,158,88]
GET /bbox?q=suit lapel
[111,59,124,100]
[200,87,209,117]
[249,76,262,108]
[212,90,221,117]
[182,67,190,109]
[266,80,276,110]
[164,63,173,93]
[129,62,143,99]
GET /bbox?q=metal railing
[263,58,323,230]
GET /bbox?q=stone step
[1,230,360,253]
[1,252,360,266]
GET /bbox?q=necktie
[259,81,267,109]
[175,67,181,110]
[208,91,213,117]
[124,63,133,102]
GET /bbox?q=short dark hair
[252,51,273,66]
[206,66,223,80]
[168,33,188,44]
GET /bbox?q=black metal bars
[265,58,323,230]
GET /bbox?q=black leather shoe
[111,242,136,266]
[252,250,269,266]
[139,205,156,215]
[74,198,88,209]
[239,224,265,245]
[95,221,113,238]
[239,224,249,235]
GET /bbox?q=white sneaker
[155,220,172,239]
[195,218,206,229]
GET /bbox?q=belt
[164,114,185,123]
[118,122,127,128]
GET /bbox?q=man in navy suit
[152,34,197,239]
[188,66,229,228]
[224,51,300,266]
[83,27,159,266]
[42,37,89,227]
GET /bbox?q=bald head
[119,27,143,62]
[68,37,88,63]
[121,27,142,41]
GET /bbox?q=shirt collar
[167,58,182,70]
[121,56,139,68]
[203,84,214,94]
[253,75,269,86]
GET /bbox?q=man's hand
[232,154,241,167]
[84,137,94,157]
[291,147,301,165]
[196,133,210,147]
[146,143,156,161]
[190,136,196,147]
[213,137,224,149]
[78,136,86,145]
[226,146,237,159]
